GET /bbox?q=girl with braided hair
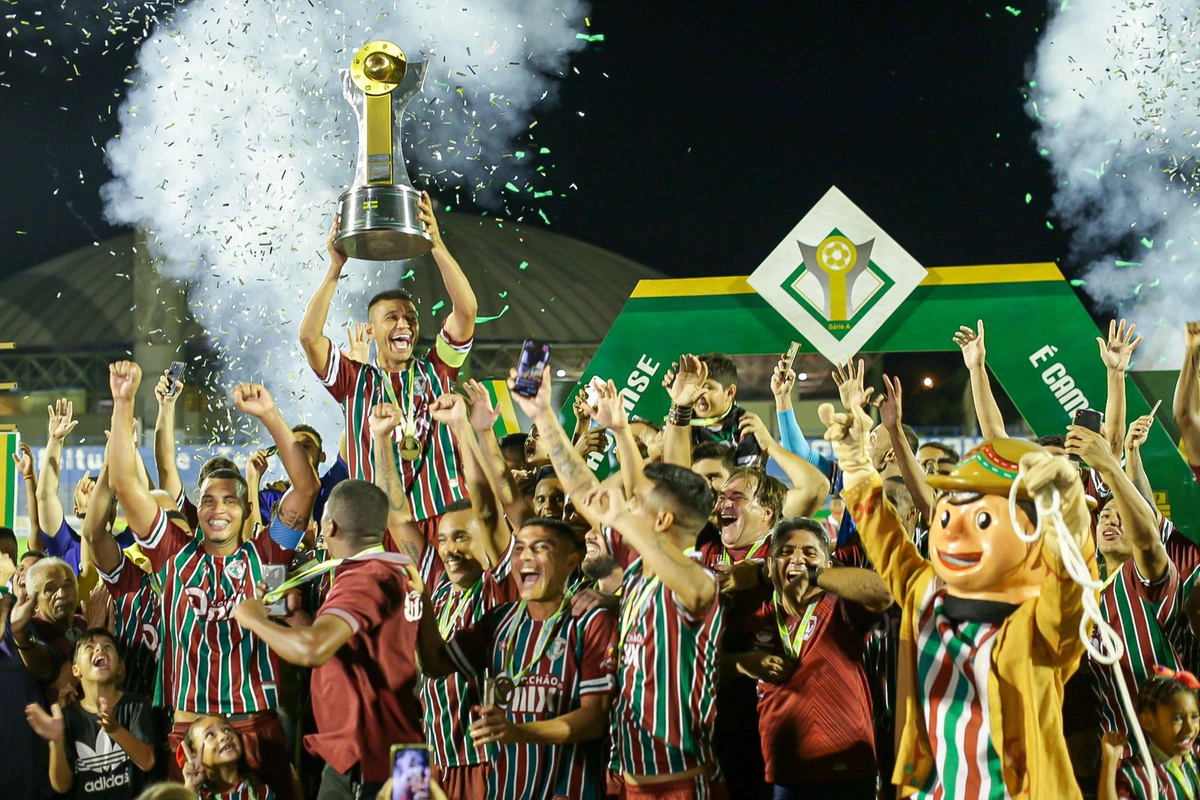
[1100,667,1200,799]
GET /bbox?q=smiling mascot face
[924,439,1051,604]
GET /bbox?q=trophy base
[335,184,432,261]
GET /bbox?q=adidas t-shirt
[62,692,154,799]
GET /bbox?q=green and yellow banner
[0,432,18,529]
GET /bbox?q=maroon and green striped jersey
[317,327,471,522]
[446,602,617,800]
[1093,558,1182,736]
[97,552,162,702]
[422,543,519,768]
[612,556,724,778]
[205,779,277,800]
[136,509,295,714]
[1117,751,1200,799]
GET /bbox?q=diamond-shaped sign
[748,186,928,364]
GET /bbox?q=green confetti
[430,300,445,316]
[533,190,553,198]
[498,291,508,298]
[574,33,605,42]
[1005,5,1021,15]
[518,260,529,271]
[1069,279,1086,287]
[504,182,520,193]
[1140,237,1154,249]
[1132,283,1143,295]
[475,304,510,324]
[400,268,415,280]
[538,209,551,225]
[539,147,551,154]
[514,150,526,159]
[1046,221,1055,230]
[1149,279,1161,288]
[1025,193,1032,203]
[1115,260,1141,268]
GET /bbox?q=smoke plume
[1027,1,1200,369]
[99,0,588,443]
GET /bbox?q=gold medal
[399,434,422,462]
[493,674,515,707]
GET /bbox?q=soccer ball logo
[817,236,857,273]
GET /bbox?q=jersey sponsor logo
[621,631,645,669]
[510,674,563,714]
[405,590,423,621]
[182,587,242,621]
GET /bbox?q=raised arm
[107,363,162,538]
[13,443,42,554]
[298,213,349,378]
[1123,412,1159,513]
[36,399,79,539]
[234,597,354,669]
[1097,318,1142,457]
[954,321,1008,439]
[417,192,477,345]
[368,403,426,559]
[661,355,707,468]
[579,484,716,616]
[589,380,645,500]
[153,369,185,502]
[738,412,829,517]
[462,379,533,527]
[508,364,601,500]
[231,383,318,533]
[430,393,511,566]
[772,354,834,474]
[1067,423,1166,581]
[1175,321,1200,468]
[80,457,121,576]
[877,375,935,522]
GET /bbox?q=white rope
[1008,466,1158,800]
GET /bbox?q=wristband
[667,403,694,427]
[807,564,820,586]
[756,560,770,587]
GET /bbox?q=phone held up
[390,743,432,800]
[164,361,186,397]
[513,340,551,398]
[784,341,802,373]
[1070,407,1103,463]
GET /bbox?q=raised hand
[9,573,37,636]
[246,450,270,482]
[96,696,117,733]
[0,551,15,588]
[1097,318,1143,372]
[771,352,796,401]
[578,484,627,529]
[574,429,609,458]
[83,581,113,631]
[369,403,403,439]
[182,743,206,791]
[12,442,34,481]
[508,364,553,419]
[1125,412,1154,451]
[25,703,65,743]
[573,389,592,426]
[429,393,468,427]
[417,191,445,250]
[1065,423,1119,473]
[665,354,708,408]
[1100,731,1127,763]
[344,322,371,363]
[47,398,80,441]
[876,374,903,430]
[953,321,987,370]
[737,411,777,454]
[589,379,629,431]
[74,470,94,509]
[154,369,183,408]
[462,379,501,433]
[231,383,277,418]
[819,401,874,484]
[831,359,872,411]
[326,211,348,271]
[1188,321,1200,355]
[108,362,142,403]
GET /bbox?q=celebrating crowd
[7,197,1200,800]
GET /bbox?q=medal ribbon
[379,361,418,442]
[775,599,820,661]
[262,545,384,603]
[501,590,574,687]
[1165,758,1196,800]
[436,578,483,639]
[719,532,771,566]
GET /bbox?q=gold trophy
[335,40,430,260]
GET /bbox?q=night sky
[0,1,1071,286]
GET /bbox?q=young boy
[25,628,156,799]
[689,353,761,467]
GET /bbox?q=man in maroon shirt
[752,518,892,800]
[235,479,423,800]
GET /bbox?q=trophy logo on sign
[335,40,430,261]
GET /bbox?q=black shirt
[62,692,154,799]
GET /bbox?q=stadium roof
[0,213,665,349]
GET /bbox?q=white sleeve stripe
[96,559,124,585]
[322,607,361,635]
[446,639,477,678]
[174,489,186,511]
[320,342,341,387]
[137,510,168,549]
[580,677,614,694]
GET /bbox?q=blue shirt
[258,456,349,526]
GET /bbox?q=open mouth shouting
[519,565,542,593]
[388,330,414,353]
[937,550,983,571]
[91,653,112,673]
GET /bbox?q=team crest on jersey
[404,590,423,621]
[549,637,568,660]
[803,615,818,641]
[413,374,428,395]
[226,559,246,581]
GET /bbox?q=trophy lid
[351,40,407,96]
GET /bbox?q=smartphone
[1070,407,1104,463]
[262,564,288,616]
[390,743,432,800]
[784,341,802,372]
[263,445,279,457]
[513,340,551,398]
[164,361,186,397]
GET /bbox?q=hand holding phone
[390,743,432,800]
[1069,408,1103,463]
[513,340,551,398]
[262,565,288,617]
[164,361,186,397]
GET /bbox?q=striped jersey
[612,556,724,778]
[1093,557,1181,736]
[446,602,617,800]
[1117,752,1200,800]
[423,543,519,768]
[136,508,294,714]
[316,327,471,521]
[1159,516,1200,674]
[205,779,277,800]
[915,582,1007,799]
[97,552,162,701]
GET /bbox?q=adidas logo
[84,772,131,792]
[75,730,127,774]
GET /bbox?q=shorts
[621,773,728,800]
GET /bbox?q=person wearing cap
[820,399,1095,799]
